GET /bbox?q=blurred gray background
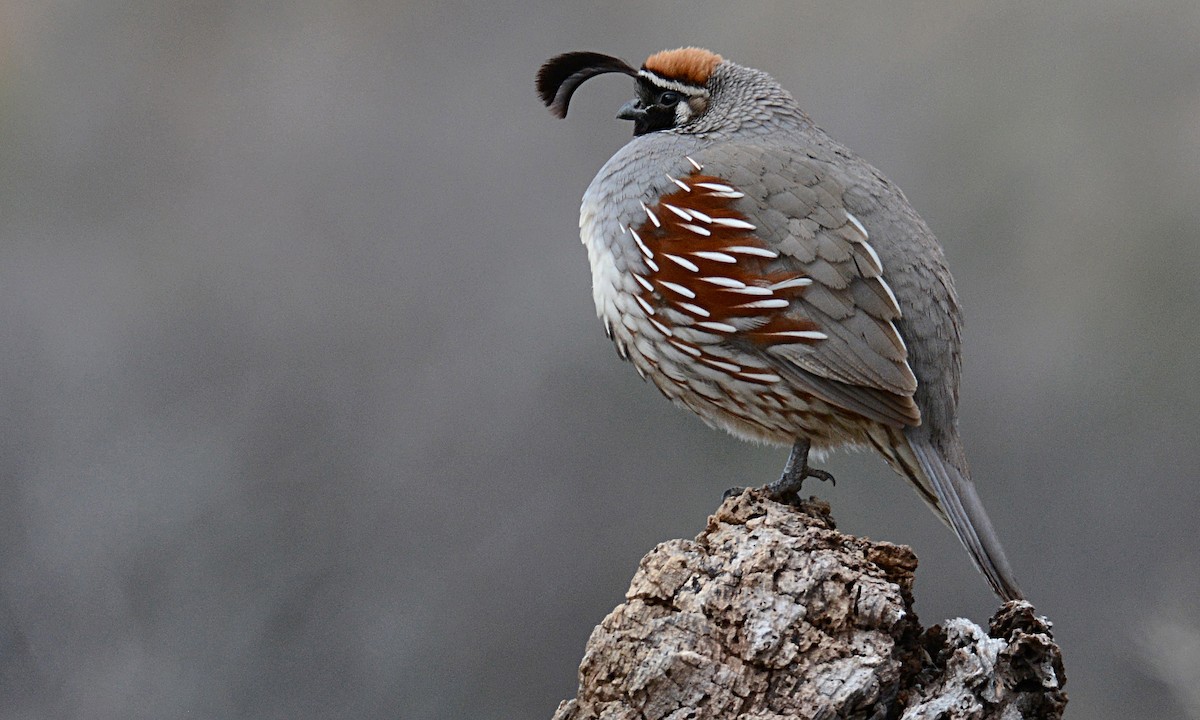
[1,1,1197,718]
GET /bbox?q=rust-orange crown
[642,48,724,87]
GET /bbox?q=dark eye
[658,91,682,106]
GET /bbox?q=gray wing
[688,142,921,428]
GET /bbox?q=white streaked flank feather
[736,298,790,310]
[859,240,884,274]
[845,211,869,239]
[648,317,673,337]
[769,277,813,290]
[639,201,661,228]
[701,276,745,288]
[658,280,696,298]
[668,339,702,357]
[765,329,828,340]
[878,278,902,315]
[629,227,653,258]
[726,285,773,296]
[723,245,777,258]
[666,174,691,192]
[691,250,736,263]
[699,357,742,373]
[711,217,756,230]
[664,253,699,272]
[662,203,692,220]
[738,372,782,383]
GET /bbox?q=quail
[536,48,1023,601]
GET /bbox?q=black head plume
[537,52,637,118]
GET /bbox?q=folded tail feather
[871,427,1024,602]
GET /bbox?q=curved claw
[763,438,835,502]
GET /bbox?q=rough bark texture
[553,489,1066,720]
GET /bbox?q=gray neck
[685,62,813,138]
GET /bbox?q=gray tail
[886,430,1024,602]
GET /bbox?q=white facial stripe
[638,70,709,97]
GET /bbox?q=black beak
[537,51,638,119]
[616,99,647,121]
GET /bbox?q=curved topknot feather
[536,52,638,118]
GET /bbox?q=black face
[536,53,704,136]
[619,80,689,136]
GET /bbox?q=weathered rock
[553,489,1065,720]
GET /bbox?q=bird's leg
[764,438,835,501]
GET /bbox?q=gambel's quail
[536,48,1023,601]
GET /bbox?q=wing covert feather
[688,142,921,428]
